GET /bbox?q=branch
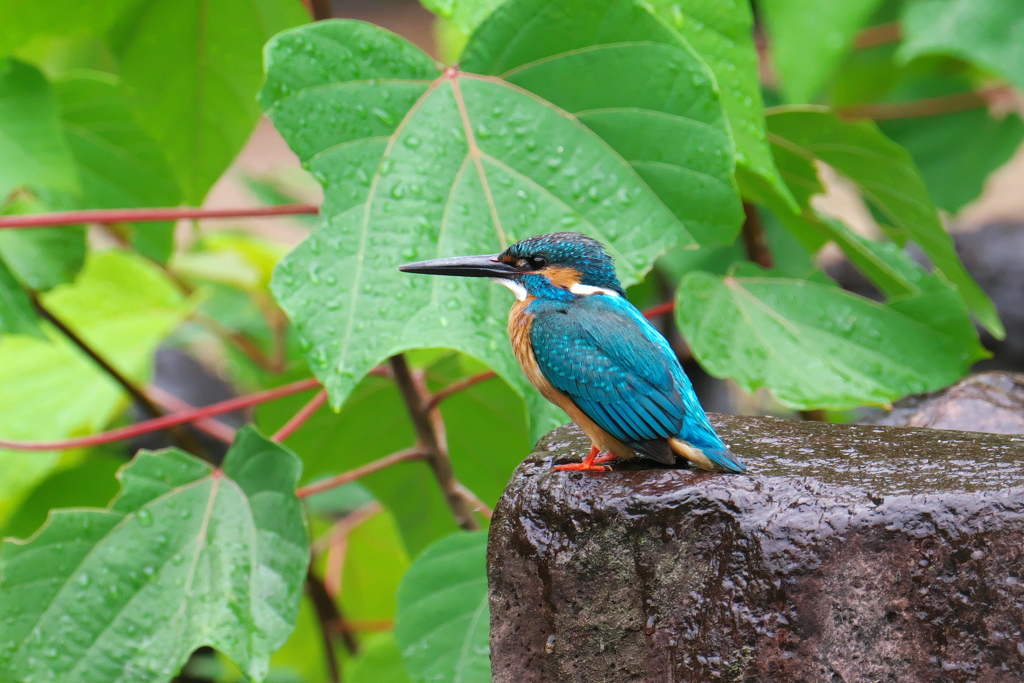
[273,389,328,442]
[741,202,774,269]
[643,301,675,320]
[838,86,1007,120]
[296,448,427,499]
[0,378,321,451]
[309,0,332,21]
[389,355,483,530]
[32,295,210,458]
[305,568,345,683]
[854,21,901,50]
[0,204,319,229]
[424,371,498,410]
[146,385,237,444]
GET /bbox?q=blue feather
[529,293,745,473]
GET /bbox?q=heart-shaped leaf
[262,20,695,440]
[0,426,309,683]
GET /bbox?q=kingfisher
[399,232,745,473]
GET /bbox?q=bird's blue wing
[528,295,688,448]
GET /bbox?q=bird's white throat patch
[491,278,528,301]
[569,283,620,297]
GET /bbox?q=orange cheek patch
[542,266,582,289]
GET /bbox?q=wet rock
[487,416,1024,682]
[866,372,1024,435]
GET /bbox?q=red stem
[0,378,321,451]
[296,448,427,499]
[0,204,319,229]
[273,389,328,442]
[425,371,497,410]
[643,301,675,319]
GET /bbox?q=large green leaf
[0,0,135,55]
[349,633,413,683]
[264,20,690,441]
[675,271,986,410]
[420,0,505,34]
[107,0,309,203]
[760,0,884,102]
[0,250,192,525]
[643,0,792,203]
[765,106,1003,337]
[341,508,410,623]
[0,257,41,337]
[899,0,1024,92]
[0,426,309,682]
[0,57,78,202]
[54,71,182,263]
[460,0,743,246]
[395,531,489,683]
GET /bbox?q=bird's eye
[527,256,547,270]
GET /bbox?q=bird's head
[399,232,624,301]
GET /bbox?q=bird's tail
[669,438,747,474]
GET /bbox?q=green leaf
[0,0,135,55]
[0,257,41,337]
[0,57,79,202]
[54,71,182,263]
[395,531,489,683]
[0,193,86,291]
[264,21,689,441]
[349,633,413,683]
[0,250,192,526]
[107,0,309,203]
[675,271,986,410]
[460,0,744,246]
[765,106,1003,338]
[642,0,793,205]
[899,0,1024,92]
[420,0,506,34]
[760,0,884,103]
[0,426,309,682]
[1,452,122,540]
[880,108,1024,215]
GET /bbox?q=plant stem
[273,389,328,442]
[854,21,901,49]
[643,301,675,320]
[389,355,482,531]
[191,313,283,373]
[741,202,774,270]
[0,204,318,229]
[309,0,332,21]
[425,371,498,410]
[0,378,321,451]
[838,86,1006,120]
[305,568,345,683]
[32,295,210,458]
[146,385,237,444]
[296,448,427,499]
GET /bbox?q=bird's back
[515,293,745,473]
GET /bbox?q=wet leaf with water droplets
[766,107,1003,338]
[262,20,693,441]
[461,0,744,245]
[675,270,987,410]
[395,531,489,682]
[0,426,309,683]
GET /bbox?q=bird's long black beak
[398,254,515,278]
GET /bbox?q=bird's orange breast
[507,299,637,459]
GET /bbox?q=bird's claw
[551,462,612,472]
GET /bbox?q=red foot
[552,446,618,472]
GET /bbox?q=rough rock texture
[866,372,1024,435]
[487,416,1024,682]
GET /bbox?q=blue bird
[399,232,746,473]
